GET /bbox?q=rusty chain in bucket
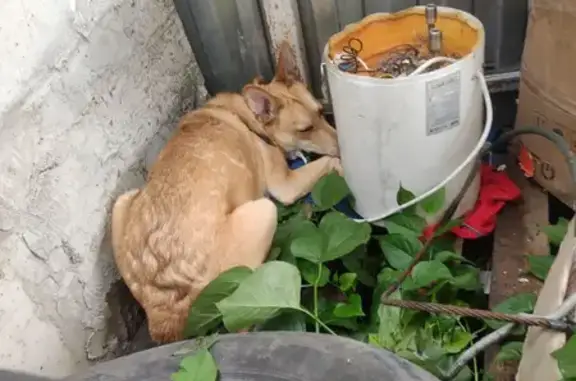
[380,126,576,379]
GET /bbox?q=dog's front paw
[330,157,344,176]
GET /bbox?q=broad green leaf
[433,218,463,237]
[216,261,302,331]
[400,275,422,292]
[376,290,402,349]
[487,293,536,329]
[527,255,554,281]
[379,234,423,270]
[259,310,306,332]
[184,267,253,338]
[411,261,453,288]
[452,366,473,381]
[495,341,523,362]
[494,293,536,314]
[443,328,473,354]
[275,199,305,222]
[342,247,376,287]
[318,297,360,330]
[397,185,417,213]
[397,185,416,204]
[372,268,400,319]
[542,217,569,246]
[395,329,418,353]
[311,171,351,211]
[377,267,400,289]
[338,272,357,292]
[333,294,365,318]
[267,247,282,261]
[383,212,427,237]
[273,214,310,261]
[290,224,326,264]
[433,316,458,333]
[451,265,481,291]
[171,349,218,381]
[427,235,459,260]
[435,250,463,263]
[421,343,446,362]
[319,211,371,261]
[419,187,446,215]
[553,336,576,379]
[298,260,330,287]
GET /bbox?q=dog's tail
[147,306,189,343]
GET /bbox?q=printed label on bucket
[425,71,461,136]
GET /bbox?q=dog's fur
[110,41,342,343]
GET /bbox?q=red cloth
[423,164,521,240]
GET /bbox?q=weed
[174,173,574,381]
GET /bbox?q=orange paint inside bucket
[328,7,480,76]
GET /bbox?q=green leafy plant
[179,173,493,380]
[172,344,219,381]
[553,335,576,380]
[526,255,554,281]
[541,217,569,246]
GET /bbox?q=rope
[380,299,574,333]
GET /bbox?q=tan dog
[110,41,342,343]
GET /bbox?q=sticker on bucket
[425,71,461,136]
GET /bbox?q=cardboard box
[516,77,576,205]
[515,0,576,206]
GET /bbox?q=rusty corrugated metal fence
[174,0,528,96]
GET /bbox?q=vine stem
[302,309,337,335]
[313,264,321,333]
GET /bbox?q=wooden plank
[364,0,417,14]
[517,218,575,381]
[486,158,549,381]
[259,0,310,84]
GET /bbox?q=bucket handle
[356,69,492,223]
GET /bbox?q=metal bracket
[485,70,521,93]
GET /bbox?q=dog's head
[241,42,339,156]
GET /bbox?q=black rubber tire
[63,332,440,381]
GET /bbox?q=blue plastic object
[287,156,362,219]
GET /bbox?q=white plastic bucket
[322,6,490,224]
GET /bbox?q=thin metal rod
[445,292,576,379]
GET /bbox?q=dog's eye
[301,125,314,132]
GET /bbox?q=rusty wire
[378,293,576,380]
[380,299,575,333]
[335,36,461,78]
[336,38,367,74]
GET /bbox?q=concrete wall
[0,0,203,377]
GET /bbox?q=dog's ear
[274,41,302,84]
[251,75,267,85]
[242,85,278,124]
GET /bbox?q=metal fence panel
[364,0,417,13]
[173,0,273,95]
[474,0,528,72]
[175,0,527,96]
